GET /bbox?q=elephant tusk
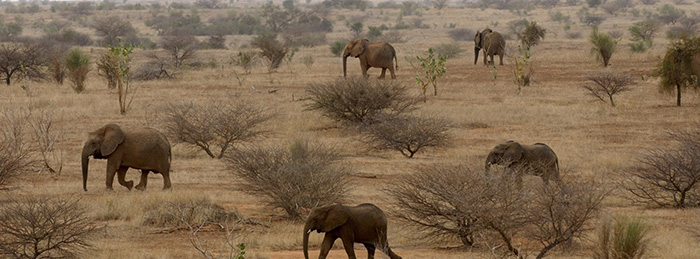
[306,229,312,234]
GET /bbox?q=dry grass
[2,0,700,258]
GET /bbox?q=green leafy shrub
[589,26,618,67]
[594,216,650,259]
[330,40,346,57]
[65,48,90,93]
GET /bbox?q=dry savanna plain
[2,0,700,258]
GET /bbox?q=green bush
[330,40,346,57]
[589,26,618,67]
[65,48,90,93]
[629,41,649,52]
[594,216,650,259]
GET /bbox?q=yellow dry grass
[2,0,700,258]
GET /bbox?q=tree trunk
[677,83,682,106]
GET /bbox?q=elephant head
[485,140,523,171]
[474,29,493,65]
[343,39,369,78]
[81,123,125,191]
[303,204,348,259]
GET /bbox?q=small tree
[224,139,352,219]
[65,48,91,93]
[0,197,99,258]
[656,4,685,25]
[349,22,363,37]
[160,29,198,68]
[415,48,447,102]
[581,72,634,106]
[251,32,290,71]
[0,42,48,86]
[628,18,661,48]
[589,26,618,67]
[518,21,547,48]
[362,115,450,158]
[624,129,700,208]
[92,15,138,46]
[305,77,419,124]
[513,45,534,91]
[160,101,271,159]
[97,40,135,114]
[653,36,700,106]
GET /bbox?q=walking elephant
[303,203,402,259]
[485,140,559,183]
[474,29,506,66]
[343,39,398,79]
[81,123,171,191]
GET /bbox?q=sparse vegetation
[252,32,290,71]
[513,45,534,90]
[415,48,447,101]
[224,139,352,219]
[65,48,91,93]
[362,115,450,158]
[448,28,475,41]
[0,197,99,258]
[624,128,700,208]
[594,216,650,259]
[160,101,271,159]
[518,21,547,47]
[305,77,419,124]
[330,40,346,57]
[628,18,661,49]
[589,26,618,67]
[582,72,634,106]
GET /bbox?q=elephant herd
[81,121,559,258]
[343,28,506,80]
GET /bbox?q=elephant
[474,29,506,66]
[81,123,171,191]
[303,203,402,259]
[343,39,398,79]
[485,140,559,184]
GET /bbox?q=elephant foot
[135,184,146,191]
[123,180,134,190]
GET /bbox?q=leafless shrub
[48,56,65,85]
[305,77,420,125]
[160,101,271,159]
[624,129,700,208]
[432,42,464,59]
[601,0,633,16]
[181,212,246,259]
[160,29,198,68]
[0,108,32,187]
[0,197,99,258]
[593,215,650,259]
[527,177,608,259]
[581,72,634,106]
[566,31,583,39]
[91,15,138,47]
[143,197,242,228]
[380,30,407,43]
[448,28,475,41]
[362,115,450,158]
[28,109,63,175]
[387,165,486,247]
[133,60,174,81]
[0,41,49,85]
[224,139,352,219]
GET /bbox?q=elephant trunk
[485,153,495,172]
[303,222,312,259]
[81,146,91,192]
[474,47,480,65]
[343,54,348,78]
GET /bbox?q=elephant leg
[341,236,357,259]
[499,54,504,65]
[160,169,172,190]
[116,166,133,190]
[135,169,149,191]
[319,234,337,259]
[389,66,396,79]
[483,51,488,65]
[364,243,376,259]
[378,68,386,79]
[105,160,120,190]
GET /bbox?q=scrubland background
[1,0,700,258]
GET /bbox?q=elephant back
[484,32,505,55]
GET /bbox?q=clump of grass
[594,215,650,259]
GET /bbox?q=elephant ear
[474,31,482,48]
[502,141,523,166]
[321,205,349,232]
[350,39,367,57]
[100,124,125,156]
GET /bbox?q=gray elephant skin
[343,38,398,79]
[82,123,172,191]
[474,29,506,66]
[485,140,559,183]
[303,203,402,259]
